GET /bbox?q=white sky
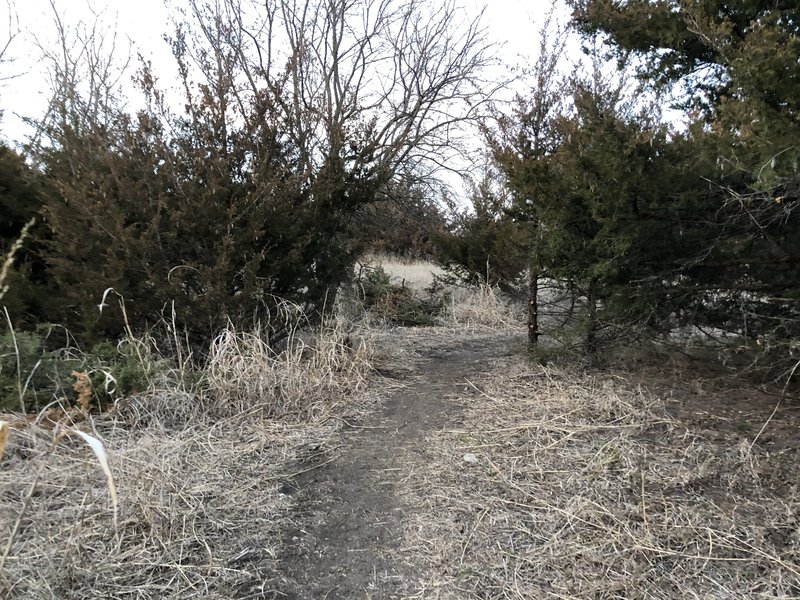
[0,0,575,146]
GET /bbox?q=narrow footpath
[272,332,520,599]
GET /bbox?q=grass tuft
[206,314,372,420]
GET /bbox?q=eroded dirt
[271,331,521,599]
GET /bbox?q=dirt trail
[272,331,520,599]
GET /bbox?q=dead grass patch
[205,315,372,421]
[399,358,800,598]
[361,254,447,292]
[0,312,378,599]
[0,414,340,599]
[441,284,523,331]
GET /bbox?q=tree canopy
[2,0,494,346]
[569,1,800,178]
[480,2,800,364]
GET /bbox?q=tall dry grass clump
[442,283,522,330]
[206,313,372,420]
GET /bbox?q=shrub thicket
[435,167,530,290]
[358,265,444,326]
[16,0,492,352]
[482,3,800,368]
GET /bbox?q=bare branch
[178,0,499,188]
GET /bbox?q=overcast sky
[0,0,576,146]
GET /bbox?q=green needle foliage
[11,0,493,352]
[484,1,800,366]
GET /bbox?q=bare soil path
[271,331,522,599]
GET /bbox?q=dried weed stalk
[0,217,35,303]
[71,370,93,411]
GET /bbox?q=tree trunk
[528,267,539,349]
[585,279,598,357]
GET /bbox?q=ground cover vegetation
[400,348,800,598]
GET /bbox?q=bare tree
[178,0,498,189]
[25,0,131,165]
[0,1,19,76]
[0,0,22,124]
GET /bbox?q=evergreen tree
[568,0,800,187]
[485,12,571,346]
[494,70,681,352]
[567,0,800,353]
[31,0,493,347]
[0,144,51,326]
[435,165,531,290]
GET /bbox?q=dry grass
[399,358,800,598]
[0,309,378,599]
[0,414,334,598]
[0,218,35,304]
[360,254,524,331]
[9,273,792,598]
[441,284,523,331]
[206,314,372,421]
[361,253,447,291]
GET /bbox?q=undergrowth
[357,264,445,326]
[0,322,161,413]
[357,257,523,330]
[0,295,378,599]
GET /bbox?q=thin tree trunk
[528,267,539,349]
[585,279,598,357]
